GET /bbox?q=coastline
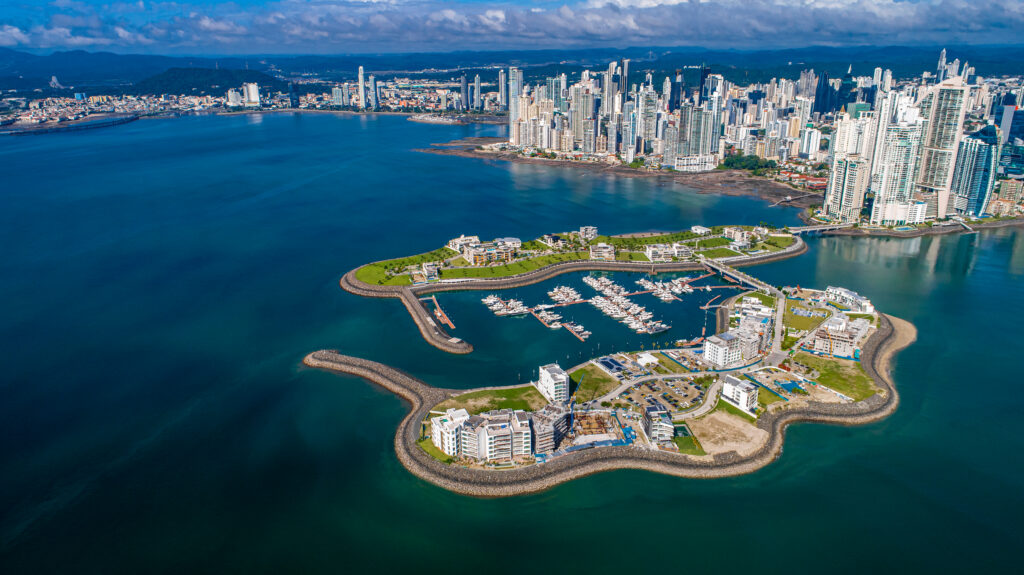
[419,142,823,209]
[301,312,915,497]
[340,236,808,355]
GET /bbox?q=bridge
[702,259,772,293]
[788,222,855,235]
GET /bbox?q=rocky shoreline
[302,312,915,497]
[419,142,823,209]
[341,236,808,355]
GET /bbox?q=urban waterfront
[1,114,1022,572]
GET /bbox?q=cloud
[0,25,31,47]
[5,0,1024,53]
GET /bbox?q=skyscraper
[367,75,378,109]
[917,76,968,218]
[357,66,366,110]
[498,69,507,109]
[950,125,1001,216]
[460,75,469,110]
[331,86,344,106]
[824,156,870,222]
[473,74,481,110]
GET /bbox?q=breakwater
[340,236,808,354]
[302,312,913,497]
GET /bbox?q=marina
[478,272,747,341]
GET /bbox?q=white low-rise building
[447,234,480,252]
[643,405,675,443]
[579,226,598,241]
[589,242,615,260]
[824,286,874,313]
[691,225,712,235]
[536,363,570,403]
[722,375,759,414]
[430,408,470,457]
[644,243,674,262]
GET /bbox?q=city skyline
[3,0,1024,54]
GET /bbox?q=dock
[422,295,456,329]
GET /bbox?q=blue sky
[1,0,1022,55]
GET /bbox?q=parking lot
[615,377,705,416]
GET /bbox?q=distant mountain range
[2,45,1023,96]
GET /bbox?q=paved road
[593,372,724,421]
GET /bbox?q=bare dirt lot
[688,411,768,457]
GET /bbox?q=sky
[1,0,1023,55]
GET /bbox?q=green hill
[129,68,287,96]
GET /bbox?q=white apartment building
[536,363,569,403]
[579,226,598,241]
[430,408,469,457]
[645,243,674,262]
[722,375,759,414]
[447,234,480,252]
[824,286,874,313]
[643,405,675,443]
[589,242,615,260]
[704,333,742,367]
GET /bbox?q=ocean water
[1,113,1022,573]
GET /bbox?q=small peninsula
[305,223,917,495]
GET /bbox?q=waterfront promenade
[303,312,914,496]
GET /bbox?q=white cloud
[0,25,31,47]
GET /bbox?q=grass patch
[713,397,756,422]
[673,435,706,456]
[656,353,689,373]
[615,251,650,261]
[846,313,876,325]
[435,386,548,415]
[570,364,620,403]
[794,352,877,401]
[742,291,776,308]
[697,237,731,248]
[417,437,453,464]
[439,252,589,279]
[701,248,742,259]
[782,335,800,350]
[592,230,700,248]
[784,299,829,331]
[450,256,470,267]
[355,247,456,285]
[764,235,796,249]
[758,390,784,408]
[521,239,546,251]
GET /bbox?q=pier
[421,295,455,329]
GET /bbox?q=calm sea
[1,113,1021,573]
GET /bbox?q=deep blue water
[1,113,1022,573]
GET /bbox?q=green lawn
[782,335,800,350]
[450,256,470,267]
[520,239,547,251]
[434,385,548,415]
[846,313,876,324]
[743,291,776,308]
[701,248,742,259]
[758,390,784,408]
[570,364,620,402]
[615,251,650,262]
[355,247,456,285]
[784,299,829,331]
[794,352,877,401]
[439,252,589,279]
[656,353,689,373]
[697,237,732,248]
[764,235,796,249]
[673,435,707,456]
[713,397,756,422]
[591,230,701,248]
[417,437,453,464]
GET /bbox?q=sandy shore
[419,141,823,209]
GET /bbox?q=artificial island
[305,223,916,496]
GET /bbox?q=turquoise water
[1,113,1022,573]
